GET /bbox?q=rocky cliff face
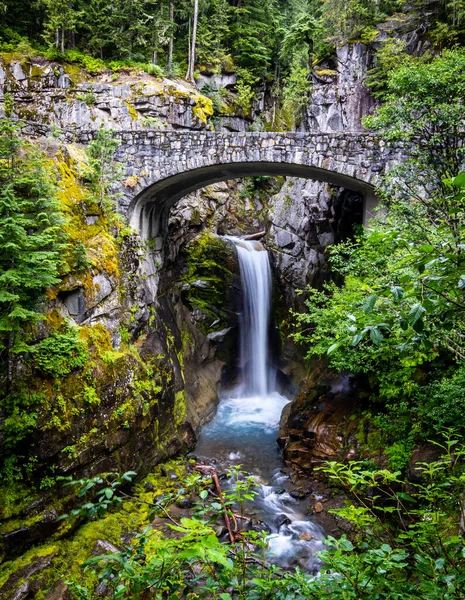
[266,43,372,305]
[0,54,216,132]
[299,43,375,134]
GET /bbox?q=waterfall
[231,238,273,397]
[195,234,325,573]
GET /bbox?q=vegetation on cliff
[295,48,465,470]
[2,0,465,121]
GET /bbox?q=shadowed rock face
[267,179,363,304]
[278,375,360,477]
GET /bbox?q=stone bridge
[78,130,406,237]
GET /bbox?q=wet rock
[93,539,121,555]
[299,532,313,541]
[289,489,307,500]
[0,511,60,559]
[207,327,232,342]
[275,514,292,529]
[43,581,70,600]
[314,502,325,513]
[280,375,359,477]
[0,552,56,600]
[272,488,287,495]
[144,482,155,492]
[176,496,193,509]
[248,520,271,535]
[408,444,442,483]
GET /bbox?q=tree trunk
[186,0,198,83]
[61,28,65,54]
[152,49,157,65]
[186,18,191,80]
[168,0,174,74]
[55,28,59,49]
[7,331,14,394]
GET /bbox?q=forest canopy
[2,0,465,114]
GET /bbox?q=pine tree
[186,0,199,82]
[0,120,66,391]
[84,0,114,58]
[42,0,82,52]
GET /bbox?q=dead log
[243,230,266,241]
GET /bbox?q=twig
[195,464,235,543]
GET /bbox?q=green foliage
[58,471,137,521]
[2,392,43,447]
[365,37,408,98]
[82,127,121,214]
[234,68,259,114]
[32,326,88,377]
[0,119,66,388]
[58,437,465,598]
[72,240,92,271]
[295,49,465,454]
[76,90,97,105]
[282,55,311,120]
[183,232,234,329]
[143,62,165,77]
[364,49,465,190]
[42,0,83,53]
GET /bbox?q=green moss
[192,93,214,125]
[173,390,186,426]
[0,459,192,597]
[29,64,45,78]
[0,544,59,589]
[183,232,234,332]
[123,100,139,120]
[0,483,37,521]
[62,62,87,83]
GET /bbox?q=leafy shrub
[143,63,165,78]
[32,327,88,377]
[76,91,97,106]
[62,436,465,599]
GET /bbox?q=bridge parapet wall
[69,130,406,220]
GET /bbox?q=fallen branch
[118,490,181,527]
[243,230,266,241]
[194,464,235,543]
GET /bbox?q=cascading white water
[231,238,272,396]
[195,234,325,572]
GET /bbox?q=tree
[84,128,121,213]
[186,0,199,82]
[232,0,278,77]
[84,0,114,59]
[294,49,465,457]
[42,0,82,52]
[0,120,66,391]
[167,0,175,73]
[365,49,465,205]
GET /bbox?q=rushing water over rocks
[195,236,325,572]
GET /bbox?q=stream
[194,237,325,572]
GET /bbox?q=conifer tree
[0,120,66,391]
[42,0,82,52]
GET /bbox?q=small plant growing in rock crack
[57,471,137,521]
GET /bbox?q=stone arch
[127,161,378,239]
